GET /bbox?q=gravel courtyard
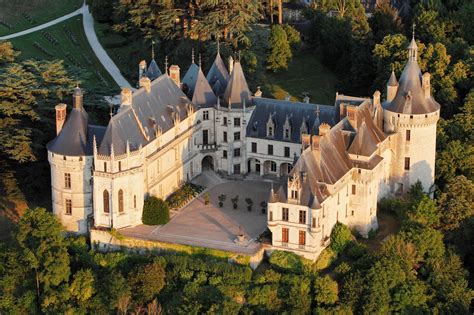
[121,177,272,255]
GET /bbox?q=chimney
[303,96,310,103]
[373,90,381,109]
[319,123,330,137]
[301,133,311,150]
[254,86,262,98]
[55,103,67,135]
[169,65,180,87]
[139,77,151,93]
[228,55,234,74]
[138,60,147,81]
[73,86,83,109]
[121,87,133,106]
[311,135,321,162]
[422,72,431,99]
[346,105,358,128]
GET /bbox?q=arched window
[118,189,124,213]
[103,190,109,213]
[134,195,137,208]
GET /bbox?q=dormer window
[285,128,290,139]
[283,115,292,140]
[267,113,275,138]
[268,126,273,137]
[291,190,298,199]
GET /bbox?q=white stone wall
[48,152,93,234]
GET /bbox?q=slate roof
[223,61,252,108]
[182,62,199,95]
[47,107,89,156]
[192,66,217,108]
[387,70,398,86]
[206,53,229,90]
[145,59,162,81]
[98,75,195,155]
[247,98,337,143]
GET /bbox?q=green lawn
[10,16,118,92]
[0,0,83,36]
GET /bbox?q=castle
[47,36,439,260]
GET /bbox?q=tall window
[65,199,72,215]
[234,118,240,126]
[233,164,241,174]
[282,228,289,243]
[406,129,411,141]
[203,110,209,120]
[269,211,273,221]
[268,145,273,155]
[312,217,316,228]
[284,147,290,157]
[252,142,257,153]
[234,148,241,157]
[223,117,227,125]
[299,210,306,224]
[404,157,410,170]
[134,195,137,208]
[268,126,273,137]
[285,128,290,139]
[270,161,277,172]
[234,132,240,141]
[223,150,227,158]
[64,173,71,189]
[103,190,110,213]
[352,184,356,195]
[282,208,289,221]
[118,161,122,172]
[299,231,306,246]
[291,190,298,199]
[118,189,124,213]
[223,131,227,142]
[104,162,107,172]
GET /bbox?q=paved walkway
[0,4,133,89]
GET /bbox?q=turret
[386,70,398,102]
[73,85,83,109]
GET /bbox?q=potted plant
[231,195,239,209]
[260,201,267,214]
[218,194,226,207]
[203,192,210,205]
[245,198,253,211]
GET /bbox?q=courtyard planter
[245,198,253,212]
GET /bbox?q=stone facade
[48,38,439,260]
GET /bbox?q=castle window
[269,211,273,221]
[285,128,290,139]
[234,148,241,157]
[268,145,273,155]
[64,173,71,189]
[223,150,227,158]
[223,131,227,142]
[118,161,122,172]
[134,195,137,208]
[352,185,356,195]
[299,210,306,224]
[223,117,227,125]
[118,189,124,213]
[282,208,289,221]
[270,161,277,172]
[299,231,306,246]
[234,132,240,141]
[63,156,66,160]
[282,228,289,243]
[268,126,273,137]
[410,115,413,119]
[203,110,209,120]
[103,190,110,213]
[79,157,83,161]
[252,142,257,153]
[404,157,410,170]
[291,190,298,199]
[358,169,361,174]
[65,199,72,215]
[406,130,411,141]
[312,217,316,228]
[351,210,355,216]
[284,147,290,157]
[233,164,241,174]
[234,118,241,126]
[104,162,107,172]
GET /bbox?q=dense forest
[0,0,473,313]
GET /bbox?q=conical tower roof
[387,70,398,86]
[206,52,229,88]
[182,62,199,96]
[223,61,251,108]
[192,66,217,107]
[145,59,162,81]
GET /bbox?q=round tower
[383,35,440,194]
[47,87,94,233]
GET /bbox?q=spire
[408,23,418,61]
[151,40,155,60]
[217,39,220,55]
[191,48,195,64]
[198,54,202,68]
[387,69,398,86]
[165,55,168,74]
[73,84,83,109]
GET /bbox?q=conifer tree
[267,25,292,72]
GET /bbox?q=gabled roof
[347,121,378,156]
[192,67,217,107]
[98,75,195,155]
[223,61,252,108]
[145,59,162,81]
[182,62,199,95]
[206,53,229,89]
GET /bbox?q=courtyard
[121,174,273,255]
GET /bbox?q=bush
[378,197,408,217]
[334,262,351,277]
[269,250,304,274]
[330,223,353,254]
[231,196,239,209]
[315,248,337,270]
[203,192,210,205]
[346,241,368,260]
[142,197,169,225]
[218,194,226,207]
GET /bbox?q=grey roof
[212,80,224,95]
[192,66,217,107]
[347,121,378,156]
[247,98,337,143]
[383,59,440,114]
[387,70,398,86]
[98,75,195,155]
[47,108,105,156]
[145,59,162,81]
[206,53,229,89]
[223,61,252,108]
[182,62,199,95]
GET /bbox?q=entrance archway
[247,158,261,173]
[202,155,214,170]
[280,163,293,177]
[263,160,277,175]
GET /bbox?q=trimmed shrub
[330,223,353,255]
[142,197,169,225]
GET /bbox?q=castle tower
[47,86,94,234]
[382,32,440,194]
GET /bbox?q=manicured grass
[0,0,83,36]
[10,16,118,92]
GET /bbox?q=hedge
[142,197,169,225]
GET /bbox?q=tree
[128,261,166,306]
[390,280,429,313]
[414,8,446,44]
[267,25,292,72]
[407,195,440,228]
[69,269,95,310]
[142,197,169,225]
[436,140,474,182]
[282,24,301,49]
[313,275,338,306]
[15,208,70,309]
[400,221,445,260]
[330,222,352,254]
[0,41,19,64]
[369,3,402,43]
